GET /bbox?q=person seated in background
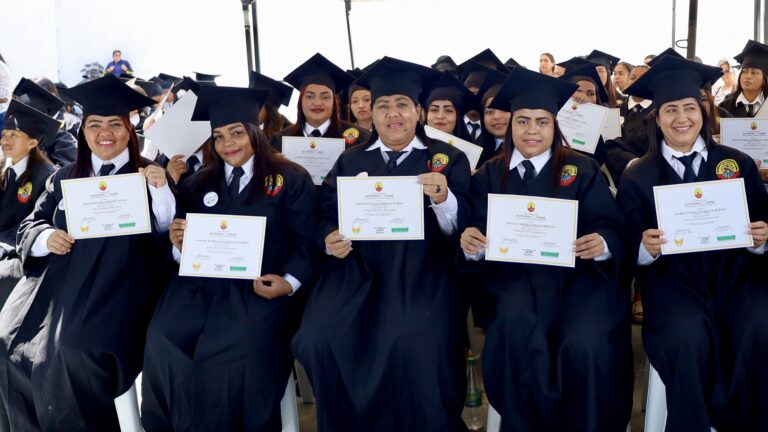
[105,49,133,78]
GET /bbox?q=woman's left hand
[139,165,168,188]
[253,275,293,299]
[749,221,768,247]
[418,172,448,204]
[574,233,606,260]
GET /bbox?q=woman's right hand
[641,229,665,258]
[170,219,186,250]
[325,230,352,259]
[47,229,75,255]
[166,155,187,185]
[460,227,487,255]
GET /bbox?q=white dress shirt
[736,91,765,116]
[464,114,481,139]
[8,155,29,178]
[303,119,331,137]
[627,98,652,112]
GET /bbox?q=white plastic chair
[114,375,300,432]
[644,364,667,432]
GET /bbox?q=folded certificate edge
[485,193,578,267]
[558,100,609,155]
[423,125,484,170]
[179,213,267,279]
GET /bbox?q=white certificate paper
[61,173,151,239]
[601,108,622,141]
[424,125,484,171]
[485,194,578,267]
[281,137,345,185]
[179,213,267,279]
[144,91,212,159]
[654,179,753,255]
[557,98,609,154]
[720,118,768,164]
[337,176,424,240]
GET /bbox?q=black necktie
[310,129,322,137]
[467,121,480,138]
[4,168,16,189]
[747,103,755,117]
[521,160,536,184]
[674,153,698,183]
[228,167,245,198]
[386,151,403,172]
[186,155,199,174]
[632,104,643,114]
[99,163,114,176]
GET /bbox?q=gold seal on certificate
[60,173,152,239]
[720,118,768,165]
[654,178,754,255]
[556,98,609,155]
[337,176,424,240]
[281,137,346,185]
[179,213,267,279]
[485,193,578,267]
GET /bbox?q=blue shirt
[106,60,133,77]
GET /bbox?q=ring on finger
[436,185,441,193]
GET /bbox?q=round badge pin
[203,192,219,207]
[58,200,66,210]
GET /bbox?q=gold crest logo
[17,182,33,203]
[375,181,383,192]
[192,263,201,270]
[499,246,509,254]
[715,159,740,180]
[429,153,450,173]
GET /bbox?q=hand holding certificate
[485,194,578,267]
[61,173,151,239]
[557,98,609,155]
[179,213,267,279]
[281,137,346,185]
[337,176,424,240]
[654,179,753,254]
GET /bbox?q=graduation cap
[12,78,66,117]
[431,55,458,72]
[283,53,353,94]
[194,72,220,84]
[172,76,201,97]
[118,72,135,81]
[249,71,293,107]
[587,49,621,72]
[3,99,61,144]
[422,71,478,113]
[473,62,509,104]
[191,86,271,129]
[489,67,578,115]
[459,49,509,73]
[648,48,684,67]
[134,79,164,98]
[504,57,522,69]
[623,55,722,108]
[157,73,183,86]
[55,82,78,107]
[354,56,441,102]
[149,76,173,91]
[556,56,592,72]
[561,63,609,104]
[65,74,157,118]
[734,39,768,73]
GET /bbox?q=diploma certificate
[424,125,484,171]
[557,98,609,154]
[61,173,151,239]
[654,179,753,255]
[720,118,768,164]
[282,137,346,185]
[179,213,267,279]
[337,176,424,240]
[485,194,578,267]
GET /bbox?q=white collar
[365,135,427,153]
[9,156,29,178]
[494,137,504,151]
[188,150,204,164]
[91,147,130,176]
[224,155,255,180]
[628,98,652,110]
[736,91,765,106]
[303,119,331,137]
[661,136,708,163]
[464,114,480,125]
[509,148,552,172]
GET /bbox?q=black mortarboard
[191,86,270,130]
[504,57,521,69]
[65,74,156,118]
[648,48,684,67]
[3,99,61,144]
[157,73,183,86]
[734,39,768,73]
[194,72,220,83]
[475,63,509,104]
[13,78,66,117]
[561,63,609,104]
[150,76,173,91]
[587,49,621,72]
[354,56,441,102]
[557,56,592,72]
[249,71,293,107]
[118,72,135,81]
[461,60,505,90]
[623,56,722,107]
[55,82,77,106]
[172,76,201,97]
[458,49,510,74]
[489,67,578,115]
[134,79,164,97]
[284,53,353,93]
[431,55,458,72]
[422,72,478,113]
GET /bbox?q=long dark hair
[0,146,52,191]
[295,85,342,133]
[477,86,506,151]
[70,116,142,178]
[261,103,291,141]
[539,53,555,74]
[497,114,572,190]
[603,74,618,107]
[196,122,294,204]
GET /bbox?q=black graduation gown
[0,158,171,431]
[462,152,633,431]
[718,91,757,119]
[616,144,768,432]
[0,162,56,310]
[270,119,371,152]
[141,163,320,432]
[39,130,77,167]
[154,153,203,185]
[292,138,472,431]
[605,100,653,184]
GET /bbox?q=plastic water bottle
[462,354,484,431]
